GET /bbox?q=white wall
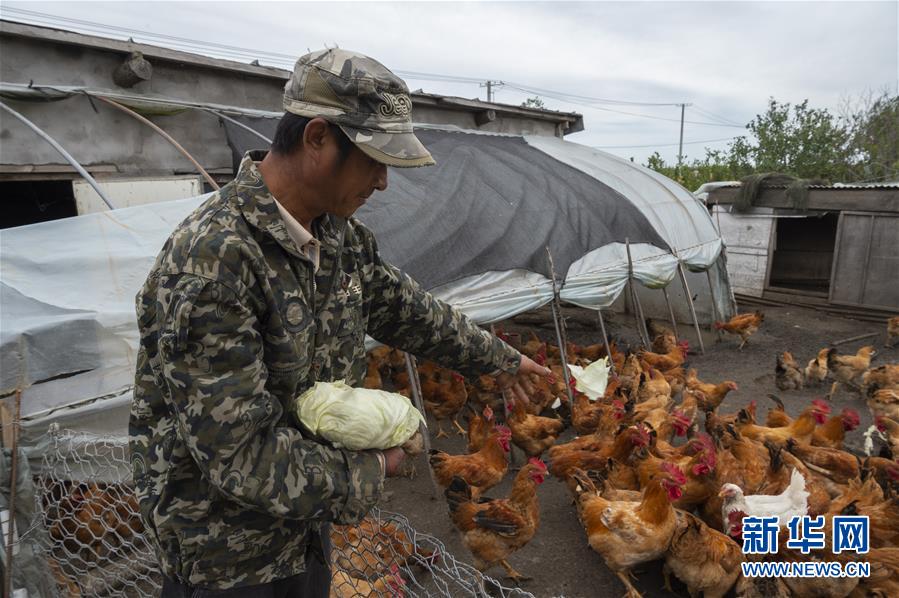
[712,206,774,297]
[73,176,204,214]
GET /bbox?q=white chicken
[719,468,808,538]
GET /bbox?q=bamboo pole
[403,354,440,499]
[206,109,273,144]
[545,248,576,408]
[92,95,220,190]
[662,285,680,338]
[706,269,724,342]
[0,101,116,210]
[4,390,22,598]
[677,262,706,355]
[595,309,616,375]
[624,239,651,347]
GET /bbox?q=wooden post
[4,390,22,598]
[677,262,706,355]
[706,269,724,342]
[403,354,441,499]
[625,239,651,347]
[595,309,616,375]
[661,286,680,338]
[545,248,576,408]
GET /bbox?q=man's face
[324,135,388,218]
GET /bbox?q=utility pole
[676,103,692,178]
[480,80,503,102]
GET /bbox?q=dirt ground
[382,302,896,598]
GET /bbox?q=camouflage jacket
[129,151,521,588]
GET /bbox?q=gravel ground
[382,303,896,597]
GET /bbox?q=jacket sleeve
[356,224,522,378]
[156,274,382,524]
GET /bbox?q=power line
[595,136,741,149]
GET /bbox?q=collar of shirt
[274,198,321,273]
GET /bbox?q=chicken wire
[21,428,535,598]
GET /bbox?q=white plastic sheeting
[2,138,731,437]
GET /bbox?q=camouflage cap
[283,48,435,168]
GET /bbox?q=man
[130,48,548,597]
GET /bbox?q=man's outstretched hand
[494,355,552,407]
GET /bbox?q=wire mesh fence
[19,428,535,597]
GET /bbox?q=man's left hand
[495,355,551,407]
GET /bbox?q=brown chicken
[868,388,899,423]
[330,566,405,598]
[775,351,805,390]
[804,347,830,386]
[887,315,899,348]
[663,510,743,598]
[571,379,625,435]
[863,363,899,395]
[571,463,687,598]
[765,395,860,450]
[423,371,469,438]
[506,399,564,457]
[638,343,688,372]
[549,424,652,487]
[445,458,547,582]
[466,406,494,453]
[737,399,831,446]
[785,438,860,488]
[686,369,739,409]
[713,310,764,350]
[825,345,876,399]
[875,416,899,458]
[362,359,383,390]
[429,425,510,493]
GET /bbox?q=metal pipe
[624,239,650,347]
[91,94,220,190]
[706,269,724,342]
[677,262,706,355]
[595,309,616,375]
[403,353,440,499]
[4,390,22,598]
[662,286,680,338]
[0,101,116,210]
[545,248,576,408]
[206,109,273,144]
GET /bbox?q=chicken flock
[358,313,899,597]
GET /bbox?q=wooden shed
[700,182,899,315]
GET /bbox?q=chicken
[719,468,808,538]
[571,463,687,598]
[422,371,469,438]
[549,424,651,488]
[875,416,899,458]
[429,425,510,494]
[663,510,743,598]
[714,311,764,350]
[736,399,830,446]
[466,406,493,453]
[444,458,547,582]
[686,369,739,409]
[865,388,899,456]
[775,351,804,390]
[785,438,860,488]
[855,547,899,597]
[362,358,383,390]
[733,572,791,598]
[570,380,626,436]
[765,395,860,450]
[804,347,830,386]
[863,363,899,395]
[506,399,564,457]
[330,566,405,598]
[825,345,876,399]
[638,344,687,372]
[886,315,899,348]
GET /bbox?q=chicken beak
[717,489,727,498]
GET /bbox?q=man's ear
[302,117,332,161]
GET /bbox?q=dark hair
[270,112,355,164]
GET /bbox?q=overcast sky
[3,1,897,164]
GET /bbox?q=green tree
[521,96,545,109]
[643,94,899,189]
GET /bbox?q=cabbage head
[567,357,610,401]
[294,381,426,450]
